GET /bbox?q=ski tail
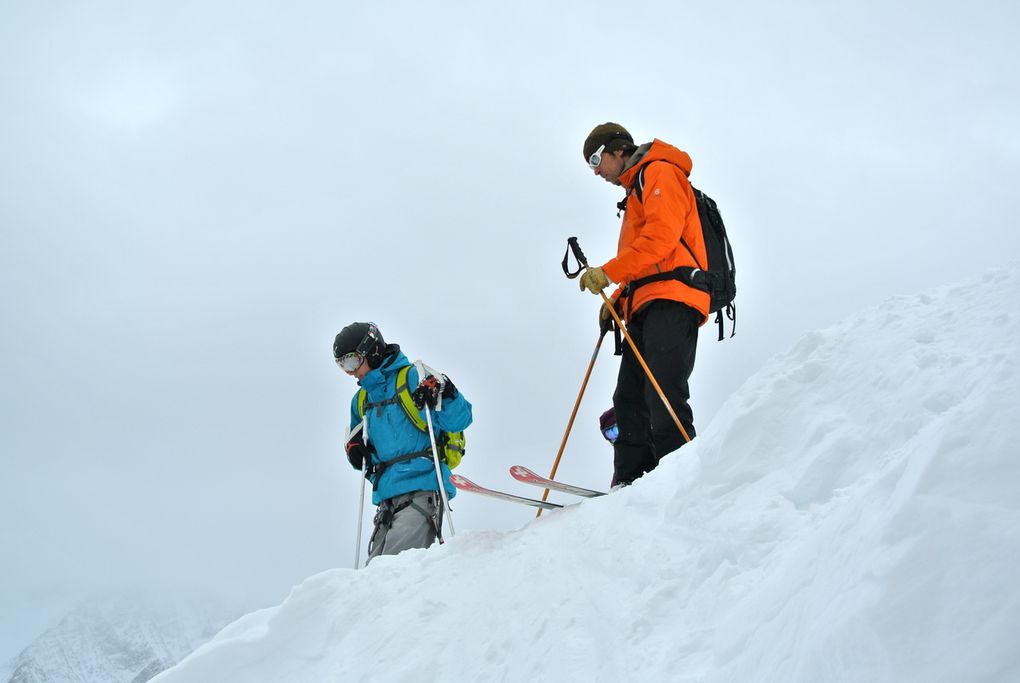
[508,465,606,498]
[450,474,564,510]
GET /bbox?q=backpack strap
[717,303,735,342]
[393,365,427,432]
[633,163,646,203]
[368,447,435,491]
[362,394,401,417]
[634,163,704,266]
[617,163,713,318]
[614,160,650,217]
[356,366,428,430]
[356,388,368,418]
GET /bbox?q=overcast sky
[2,0,1019,662]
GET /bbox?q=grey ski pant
[367,490,441,563]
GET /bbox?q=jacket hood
[619,139,693,187]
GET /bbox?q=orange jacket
[601,139,710,324]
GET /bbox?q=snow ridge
[153,267,1020,683]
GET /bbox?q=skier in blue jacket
[334,322,472,562]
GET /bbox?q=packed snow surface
[153,268,1020,683]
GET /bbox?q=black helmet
[333,322,387,369]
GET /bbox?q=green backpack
[356,365,466,469]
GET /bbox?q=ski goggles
[587,144,606,169]
[601,423,619,442]
[335,352,364,373]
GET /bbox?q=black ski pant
[612,299,699,485]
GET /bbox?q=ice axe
[562,237,692,444]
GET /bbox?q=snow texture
[151,267,1020,682]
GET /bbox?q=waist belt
[369,448,434,491]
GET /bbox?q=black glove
[346,435,373,471]
[412,374,457,409]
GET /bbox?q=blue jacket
[348,349,473,505]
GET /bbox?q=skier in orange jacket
[580,122,707,486]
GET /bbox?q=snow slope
[152,267,1020,682]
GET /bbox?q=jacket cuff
[602,259,624,284]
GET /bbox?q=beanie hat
[583,123,633,162]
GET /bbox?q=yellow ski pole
[536,330,606,518]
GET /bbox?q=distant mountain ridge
[5,595,242,683]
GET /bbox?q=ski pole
[536,329,607,518]
[423,404,455,539]
[562,237,692,444]
[351,418,368,570]
[415,360,455,540]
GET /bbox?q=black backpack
[619,162,737,340]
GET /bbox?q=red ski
[450,474,563,510]
[509,465,606,498]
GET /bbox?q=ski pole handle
[562,237,589,279]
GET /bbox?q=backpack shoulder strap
[394,365,428,432]
[635,159,692,202]
[617,162,650,217]
[356,388,368,418]
[633,163,647,203]
[634,162,704,266]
